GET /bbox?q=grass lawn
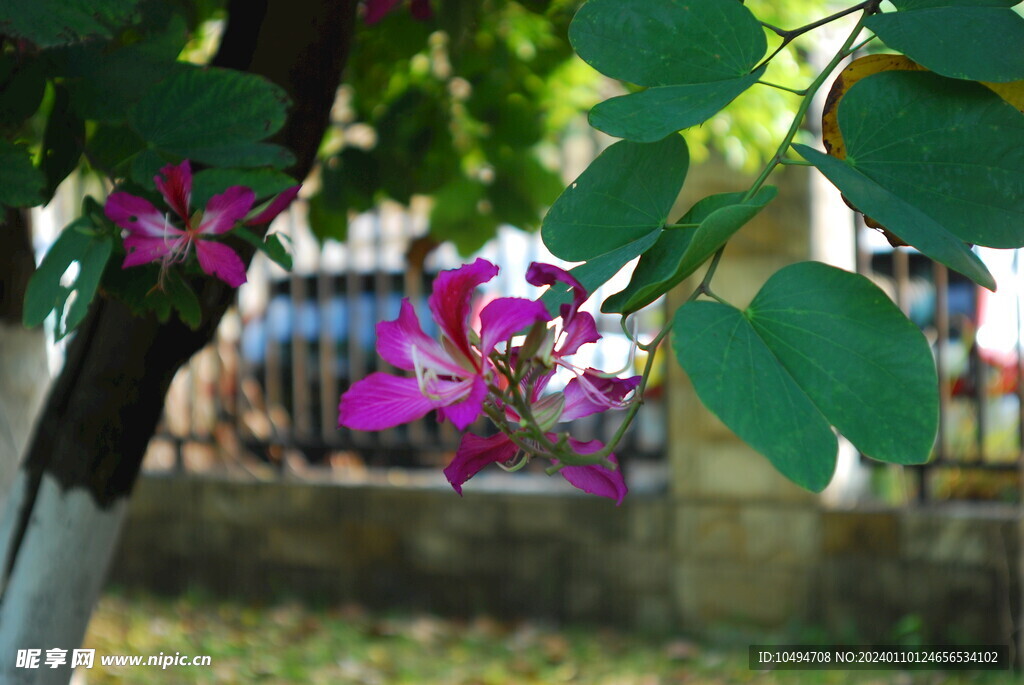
[80,591,1016,684]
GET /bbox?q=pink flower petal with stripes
[195,240,248,287]
[376,299,463,375]
[556,439,627,505]
[245,186,300,226]
[338,373,440,430]
[479,296,551,357]
[154,161,192,220]
[122,234,184,268]
[105,192,169,238]
[443,432,518,495]
[428,258,498,369]
[197,186,256,235]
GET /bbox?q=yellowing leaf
[821,54,926,159]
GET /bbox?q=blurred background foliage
[3,0,840,255]
[309,0,832,254]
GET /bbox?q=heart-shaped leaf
[191,168,297,208]
[129,66,294,175]
[589,68,766,143]
[0,0,144,48]
[865,0,1024,82]
[796,145,994,290]
[603,186,777,314]
[797,69,1024,280]
[569,0,766,87]
[570,0,766,140]
[673,262,938,491]
[541,136,688,262]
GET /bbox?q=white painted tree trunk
[0,324,50,514]
[0,474,126,684]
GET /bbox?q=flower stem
[744,7,874,202]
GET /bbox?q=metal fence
[856,217,1023,503]
[147,201,667,481]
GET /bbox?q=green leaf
[87,124,147,176]
[795,145,994,290]
[570,0,766,141]
[541,136,688,261]
[865,1,1024,82]
[673,262,938,491]
[0,54,46,127]
[129,66,294,170]
[674,299,838,491]
[569,0,767,86]
[604,186,778,314]
[796,70,1024,276]
[0,0,144,48]
[41,85,85,199]
[161,269,202,329]
[130,148,170,188]
[234,226,293,271]
[540,233,662,317]
[0,142,45,208]
[23,218,113,338]
[263,234,293,272]
[191,168,297,208]
[52,17,188,122]
[589,68,765,143]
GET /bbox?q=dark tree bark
[0,2,358,681]
[0,209,33,325]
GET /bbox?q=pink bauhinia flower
[338,258,550,431]
[338,258,640,504]
[104,161,299,288]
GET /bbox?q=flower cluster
[338,258,640,504]
[105,161,299,288]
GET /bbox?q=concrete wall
[111,475,1021,646]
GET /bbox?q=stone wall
[111,474,1021,646]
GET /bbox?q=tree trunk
[0,2,357,682]
[0,209,49,518]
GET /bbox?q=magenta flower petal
[122,234,184,268]
[195,240,248,287]
[245,186,300,226]
[338,372,438,430]
[428,258,498,368]
[560,372,641,421]
[434,374,488,431]
[364,0,402,23]
[376,299,463,374]
[154,161,192,220]
[479,296,551,357]
[105,192,168,237]
[558,311,601,357]
[198,186,256,235]
[443,432,518,495]
[526,262,588,323]
[557,439,627,505]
